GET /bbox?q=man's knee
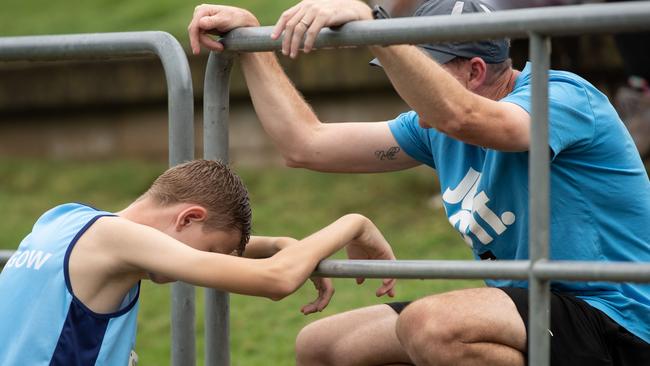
[295,321,337,366]
[395,294,474,364]
[396,296,455,346]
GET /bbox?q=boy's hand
[188,4,260,55]
[271,0,373,58]
[346,217,397,297]
[300,277,335,315]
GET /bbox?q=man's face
[148,225,242,284]
[441,59,471,89]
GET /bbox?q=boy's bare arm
[96,214,395,300]
[242,236,298,258]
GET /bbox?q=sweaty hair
[145,159,252,255]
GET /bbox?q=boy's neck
[117,197,166,229]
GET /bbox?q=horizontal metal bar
[0,31,179,61]
[221,2,650,52]
[4,250,649,282]
[314,260,650,282]
[314,260,531,280]
[534,260,650,282]
[0,251,12,266]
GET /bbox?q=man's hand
[301,277,335,315]
[346,218,397,297]
[271,0,373,58]
[188,4,260,55]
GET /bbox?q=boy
[0,159,396,365]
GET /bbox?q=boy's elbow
[266,278,299,301]
[284,152,309,169]
[261,260,302,301]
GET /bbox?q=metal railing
[0,32,196,365]
[202,2,650,366]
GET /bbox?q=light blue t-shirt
[388,62,650,343]
[0,203,140,365]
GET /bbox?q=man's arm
[189,4,419,173]
[272,0,531,152]
[97,214,395,300]
[370,45,530,151]
[239,51,418,172]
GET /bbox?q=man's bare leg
[396,287,526,366]
[296,304,413,366]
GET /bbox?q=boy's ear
[175,205,208,231]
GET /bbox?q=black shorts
[386,287,650,366]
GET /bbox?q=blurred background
[1,0,648,364]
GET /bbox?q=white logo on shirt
[443,168,516,247]
[4,250,52,270]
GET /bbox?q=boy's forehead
[208,229,242,253]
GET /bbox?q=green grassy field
[0,158,480,364]
[1,0,296,41]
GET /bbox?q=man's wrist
[355,1,374,21]
[241,9,260,27]
[371,5,391,20]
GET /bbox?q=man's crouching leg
[395,288,526,366]
[296,304,413,366]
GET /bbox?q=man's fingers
[289,11,316,58]
[198,15,227,34]
[188,20,200,54]
[303,17,327,53]
[199,33,224,52]
[282,8,307,56]
[272,5,299,39]
[188,6,218,54]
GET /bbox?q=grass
[0,158,480,364]
[1,0,296,42]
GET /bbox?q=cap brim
[420,47,458,64]
[368,46,457,68]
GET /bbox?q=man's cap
[370,0,510,66]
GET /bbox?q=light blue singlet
[0,203,140,365]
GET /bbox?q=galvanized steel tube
[0,32,196,366]
[528,32,552,366]
[314,260,650,282]
[0,251,13,267]
[203,51,235,366]
[314,259,531,280]
[220,2,650,52]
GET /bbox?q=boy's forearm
[269,214,368,292]
[244,236,299,258]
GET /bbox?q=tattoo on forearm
[375,146,401,161]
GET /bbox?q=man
[188,1,650,365]
[0,159,396,365]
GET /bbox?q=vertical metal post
[160,40,196,366]
[203,51,235,366]
[528,33,551,366]
[0,31,197,366]
[154,32,196,366]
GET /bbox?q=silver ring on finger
[299,19,311,27]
